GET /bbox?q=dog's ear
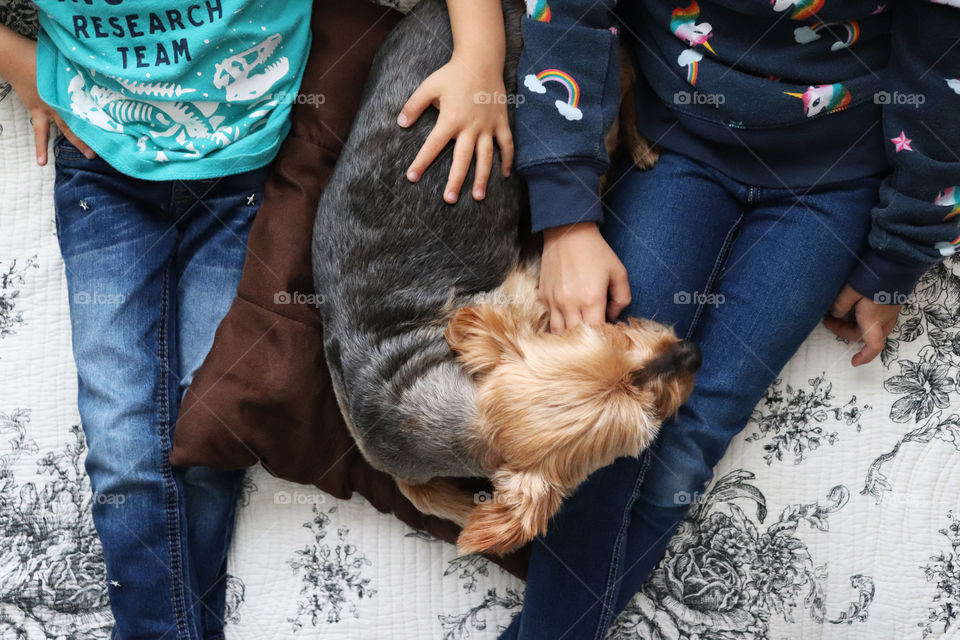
[455,471,563,556]
[445,305,522,376]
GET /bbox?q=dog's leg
[395,477,477,527]
[455,470,565,556]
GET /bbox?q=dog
[312,0,699,556]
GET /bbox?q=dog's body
[313,0,696,555]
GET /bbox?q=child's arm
[514,1,627,332]
[824,1,960,366]
[398,0,513,203]
[0,24,95,164]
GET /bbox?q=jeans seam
[686,211,744,339]
[592,450,653,640]
[158,259,192,640]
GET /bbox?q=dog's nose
[675,340,702,374]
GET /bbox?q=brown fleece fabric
[170,0,530,580]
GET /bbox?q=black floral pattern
[0,418,112,639]
[919,511,960,638]
[609,470,874,639]
[288,504,376,629]
[0,0,39,39]
[747,374,869,465]
[0,257,37,342]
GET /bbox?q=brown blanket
[169,0,530,579]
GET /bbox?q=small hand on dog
[398,0,513,204]
[541,222,632,334]
[823,284,902,367]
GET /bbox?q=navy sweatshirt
[515,0,960,299]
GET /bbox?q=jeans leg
[54,146,201,640]
[611,176,882,615]
[171,169,267,639]
[500,153,744,640]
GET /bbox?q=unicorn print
[784,83,851,117]
[772,0,826,20]
[671,1,716,54]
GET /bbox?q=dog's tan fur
[396,266,697,556]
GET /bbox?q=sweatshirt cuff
[522,163,605,233]
[846,248,935,303]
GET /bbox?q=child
[502,1,960,638]
[0,0,511,636]
[0,2,312,637]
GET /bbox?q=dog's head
[447,307,700,554]
[447,308,700,485]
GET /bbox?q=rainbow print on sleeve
[794,21,860,51]
[523,69,583,121]
[526,0,551,22]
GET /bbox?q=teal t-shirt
[34,1,312,180]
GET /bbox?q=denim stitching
[686,211,744,340]
[157,259,192,640]
[592,449,653,640]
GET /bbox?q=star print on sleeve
[890,131,913,152]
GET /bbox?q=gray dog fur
[312,0,525,483]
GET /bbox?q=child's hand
[0,28,96,165]
[398,58,513,203]
[823,284,902,366]
[540,222,632,333]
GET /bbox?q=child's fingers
[549,308,565,335]
[472,134,493,200]
[582,302,606,328]
[406,124,452,182]
[496,125,514,177]
[398,80,437,129]
[559,304,583,332]
[606,268,632,321]
[852,319,884,366]
[829,285,859,318]
[822,316,861,342]
[32,112,49,165]
[443,133,476,204]
[56,117,97,159]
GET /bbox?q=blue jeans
[53,137,266,640]
[500,151,882,640]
